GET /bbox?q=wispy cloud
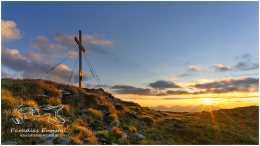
[156,90,189,96]
[31,36,65,54]
[177,73,192,78]
[23,52,50,63]
[211,64,230,72]
[67,50,78,59]
[178,54,258,79]
[234,54,258,71]
[187,65,203,72]
[29,33,114,57]
[55,33,114,48]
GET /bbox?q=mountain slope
[1,79,259,144]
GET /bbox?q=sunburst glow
[203,98,213,105]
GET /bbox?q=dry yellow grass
[48,97,62,105]
[25,100,39,107]
[69,124,97,144]
[85,108,103,120]
[64,104,74,116]
[2,89,20,107]
[110,127,124,138]
[129,126,137,134]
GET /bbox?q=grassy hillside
[1,79,259,144]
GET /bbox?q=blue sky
[1,2,259,108]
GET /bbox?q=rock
[41,139,55,145]
[123,133,128,139]
[99,138,107,144]
[135,133,146,139]
[62,90,73,96]
[40,137,57,145]
[53,135,72,144]
[2,141,17,145]
[40,135,72,145]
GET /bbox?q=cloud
[149,80,181,89]
[1,20,22,43]
[84,34,114,47]
[234,54,258,71]
[212,64,230,72]
[193,77,259,93]
[162,97,195,100]
[2,48,30,71]
[1,20,93,84]
[55,33,114,48]
[111,83,187,96]
[187,65,203,72]
[31,32,114,57]
[156,90,189,96]
[2,47,79,83]
[23,52,51,63]
[166,90,189,94]
[111,85,152,95]
[178,54,258,78]
[109,77,258,96]
[54,33,76,48]
[178,73,192,78]
[31,36,65,54]
[56,64,71,72]
[235,62,258,71]
[67,50,78,59]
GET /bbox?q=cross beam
[74,37,85,52]
[74,30,86,88]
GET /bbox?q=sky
[1,1,259,112]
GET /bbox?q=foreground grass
[1,79,259,144]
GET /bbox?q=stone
[2,141,17,145]
[135,133,146,139]
[53,135,72,144]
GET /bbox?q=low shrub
[110,127,124,139]
[129,126,137,134]
[63,104,74,116]
[85,108,103,120]
[69,124,97,144]
[115,104,127,111]
[2,89,20,109]
[107,113,119,126]
[25,100,39,108]
[142,115,155,125]
[47,97,62,105]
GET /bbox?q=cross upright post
[74,30,86,88]
[79,30,83,88]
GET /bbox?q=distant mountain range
[152,105,220,112]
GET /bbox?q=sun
[203,98,213,105]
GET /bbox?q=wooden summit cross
[74,30,86,88]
